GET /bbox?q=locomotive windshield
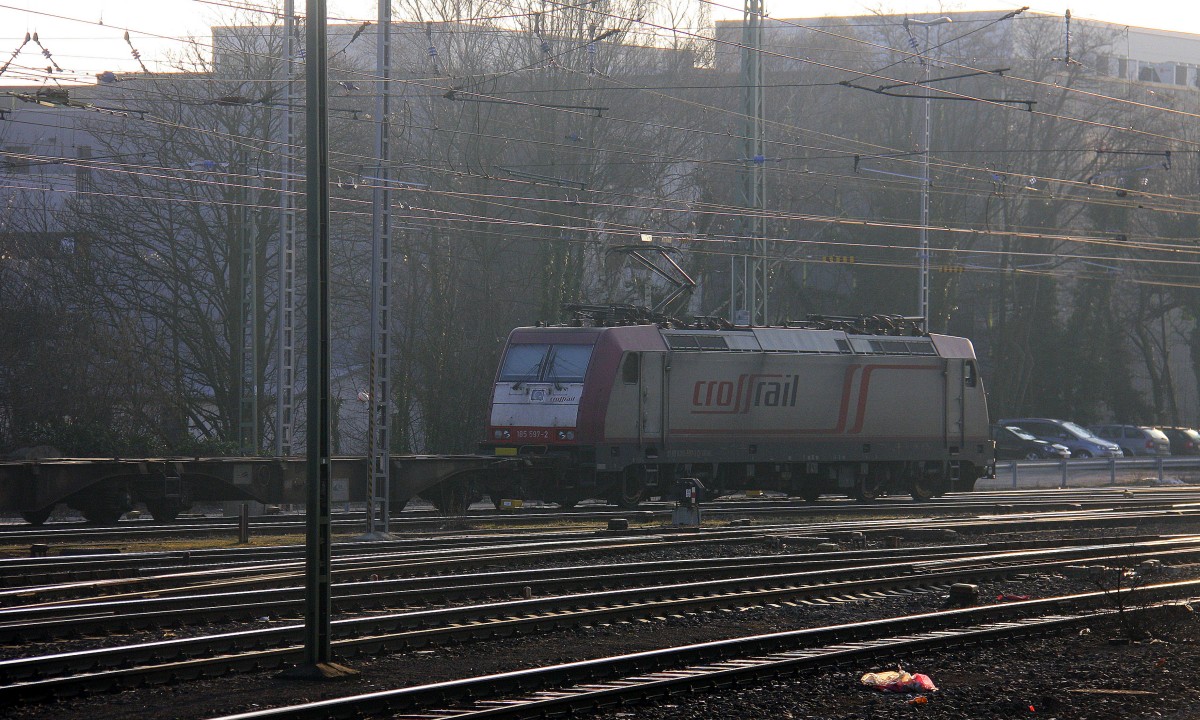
[498,343,593,383]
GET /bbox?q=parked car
[997,418,1122,458]
[1088,424,1171,457]
[990,424,1071,461]
[1157,427,1200,456]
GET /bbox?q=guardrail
[986,456,1200,490]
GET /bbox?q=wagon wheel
[143,497,186,522]
[20,508,52,526]
[486,484,520,510]
[80,502,127,525]
[76,484,134,525]
[426,482,470,515]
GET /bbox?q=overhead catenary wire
[9,139,1200,269]
[2,2,1200,364]
[4,2,1195,199]
[7,106,1200,261]
[9,115,1200,255]
[7,3,1200,259]
[4,93,1195,250]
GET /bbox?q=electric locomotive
[479,309,991,507]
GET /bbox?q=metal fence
[978,457,1200,490]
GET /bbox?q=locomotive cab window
[964,361,977,387]
[499,344,550,383]
[546,344,593,383]
[622,353,640,384]
[498,343,594,384]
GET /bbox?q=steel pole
[275,0,297,458]
[904,16,949,329]
[365,0,393,539]
[293,0,353,679]
[919,39,930,329]
[303,0,332,668]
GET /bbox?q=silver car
[1088,424,1172,457]
[999,418,1122,458]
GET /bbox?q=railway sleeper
[3,565,1193,702]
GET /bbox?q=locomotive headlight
[567,431,575,440]
[494,430,503,439]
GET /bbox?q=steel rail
[9,496,1200,592]
[0,544,1009,640]
[206,582,1200,720]
[5,485,1197,558]
[0,528,800,598]
[4,540,1200,702]
[3,505,1198,602]
[4,484,1199,542]
[0,533,1190,642]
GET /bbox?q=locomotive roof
[510,324,976,360]
[660,327,942,357]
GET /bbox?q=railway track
[2,498,1198,600]
[203,583,1198,720]
[3,532,1198,703]
[0,531,1174,638]
[5,498,1200,719]
[0,530,1189,643]
[3,485,1199,546]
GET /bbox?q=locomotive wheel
[608,475,646,509]
[909,478,937,502]
[852,474,887,503]
[851,485,880,502]
[799,485,822,504]
[20,508,52,526]
[908,462,947,502]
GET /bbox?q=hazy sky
[1,0,1198,83]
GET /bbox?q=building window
[1177,65,1189,86]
